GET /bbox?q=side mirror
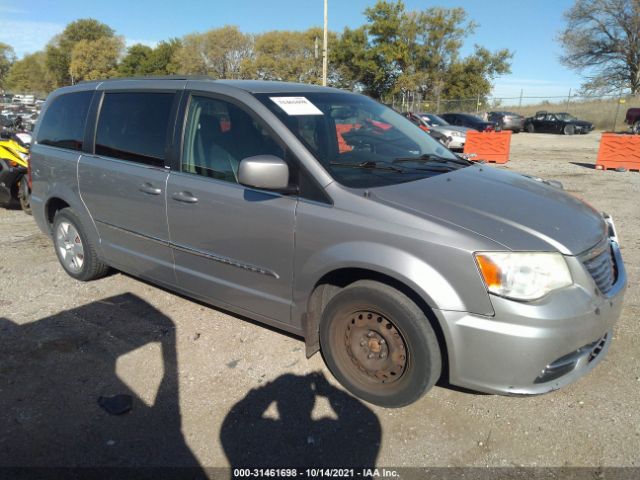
[238,155,290,191]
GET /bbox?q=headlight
[474,252,572,301]
[451,131,464,137]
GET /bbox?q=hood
[370,165,606,255]
[432,125,470,134]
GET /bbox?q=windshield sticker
[270,96,323,116]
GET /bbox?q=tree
[46,18,115,86]
[247,28,336,83]
[69,36,124,82]
[5,52,55,95]
[143,39,182,75]
[118,44,153,77]
[331,1,512,100]
[173,26,253,78]
[560,0,640,94]
[0,42,16,90]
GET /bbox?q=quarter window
[37,91,93,151]
[181,96,284,183]
[95,92,174,167]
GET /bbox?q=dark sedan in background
[487,111,525,133]
[524,111,593,135]
[440,113,499,132]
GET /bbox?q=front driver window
[182,96,284,183]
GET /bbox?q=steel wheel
[320,280,442,407]
[55,221,85,273]
[339,309,408,387]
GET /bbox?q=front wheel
[526,123,535,133]
[633,121,640,134]
[320,280,442,408]
[564,124,575,135]
[18,175,31,215]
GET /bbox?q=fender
[292,241,469,326]
[33,153,103,257]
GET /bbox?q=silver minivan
[30,78,626,407]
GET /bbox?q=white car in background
[418,113,471,151]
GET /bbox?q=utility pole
[565,88,572,111]
[322,0,328,86]
[518,89,523,108]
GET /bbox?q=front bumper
[502,119,525,131]
[437,241,626,395]
[448,136,465,150]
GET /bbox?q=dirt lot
[0,132,639,474]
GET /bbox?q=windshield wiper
[393,153,472,167]
[329,160,407,173]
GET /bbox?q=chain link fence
[386,91,640,131]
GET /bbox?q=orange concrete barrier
[463,131,512,164]
[595,133,640,171]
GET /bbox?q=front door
[166,94,297,323]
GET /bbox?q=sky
[0,0,581,101]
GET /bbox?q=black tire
[52,208,109,281]
[512,129,520,134]
[526,123,535,133]
[564,124,575,135]
[18,175,31,215]
[319,280,442,408]
[633,121,640,135]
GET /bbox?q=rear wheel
[564,124,575,135]
[320,280,442,408]
[526,123,535,133]
[53,208,109,281]
[18,176,31,215]
[633,121,640,134]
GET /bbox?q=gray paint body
[30,78,627,395]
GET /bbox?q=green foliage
[560,0,640,94]
[69,36,124,82]
[173,26,252,78]
[46,18,115,86]
[247,28,336,83]
[0,42,16,90]
[143,39,182,75]
[5,52,54,94]
[350,1,511,100]
[118,44,153,77]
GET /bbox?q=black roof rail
[79,75,213,84]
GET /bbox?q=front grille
[582,242,616,294]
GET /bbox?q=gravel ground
[0,132,638,473]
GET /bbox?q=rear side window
[95,92,174,167]
[37,91,93,151]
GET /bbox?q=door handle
[139,183,162,195]
[171,191,198,204]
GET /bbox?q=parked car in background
[402,112,455,148]
[524,111,593,135]
[487,111,525,133]
[624,108,640,134]
[411,112,469,150]
[440,112,498,132]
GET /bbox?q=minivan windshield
[256,92,467,188]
